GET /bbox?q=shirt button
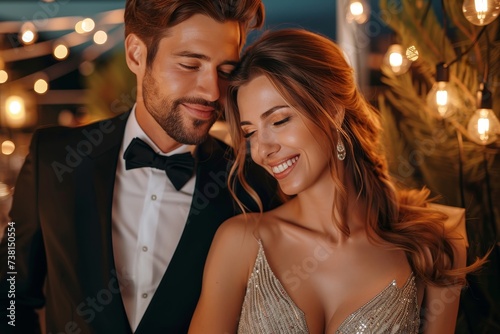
[151,194,157,201]
[142,293,148,299]
[142,246,148,252]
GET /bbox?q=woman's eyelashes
[242,116,292,139]
[273,116,291,126]
[243,130,255,139]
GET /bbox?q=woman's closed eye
[243,130,256,139]
[273,116,291,126]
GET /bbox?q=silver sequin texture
[335,275,419,333]
[238,241,309,333]
[237,241,420,334]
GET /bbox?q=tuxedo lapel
[135,137,238,333]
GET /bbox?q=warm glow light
[467,108,500,144]
[478,117,490,136]
[426,64,460,118]
[75,20,85,34]
[19,22,38,45]
[34,78,49,94]
[1,140,15,155]
[462,0,500,26]
[5,96,27,127]
[0,70,8,84]
[93,30,108,45]
[350,2,364,16]
[0,57,4,70]
[436,89,448,107]
[0,182,10,199]
[389,52,403,67]
[81,18,95,32]
[347,0,369,23]
[54,44,69,60]
[427,81,458,118]
[383,44,412,75]
[22,30,35,44]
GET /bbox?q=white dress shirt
[111,106,196,331]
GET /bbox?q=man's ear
[125,33,146,75]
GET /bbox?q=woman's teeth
[272,156,299,174]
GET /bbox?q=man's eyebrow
[173,51,210,61]
[240,105,289,126]
[173,51,238,66]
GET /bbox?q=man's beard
[142,70,222,145]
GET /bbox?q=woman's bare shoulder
[211,212,262,254]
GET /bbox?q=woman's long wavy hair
[226,28,485,286]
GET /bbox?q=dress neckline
[255,239,416,333]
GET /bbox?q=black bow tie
[123,137,195,191]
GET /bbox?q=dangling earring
[336,130,346,161]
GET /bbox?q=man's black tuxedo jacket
[0,112,277,333]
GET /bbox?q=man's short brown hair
[125,0,265,66]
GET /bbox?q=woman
[188,29,484,333]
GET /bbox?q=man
[0,1,276,333]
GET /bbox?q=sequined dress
[237,241,420,334]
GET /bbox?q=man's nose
[197,68,220,102]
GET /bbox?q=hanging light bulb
[383,44,412,75]
[462,0,500,26]
[426,63,460,118]
[467,83,500,144]
[346,0,369,24]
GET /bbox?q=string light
[346,0,369,24]
[1,141,15,156]
[93,30,108,45]
[467,83,500,145]
[34,78,49,94]
[383,44,412,75]
[426,63,460,118]
[53,43,69,60]
[74,20,86,34]
[19,22,38,45]
[462,0,500,26]
[0,70,8,84]
[5,96,27,128]
[81,18,96,33]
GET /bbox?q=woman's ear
[334,105,345,128]
[125,33,146,75]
